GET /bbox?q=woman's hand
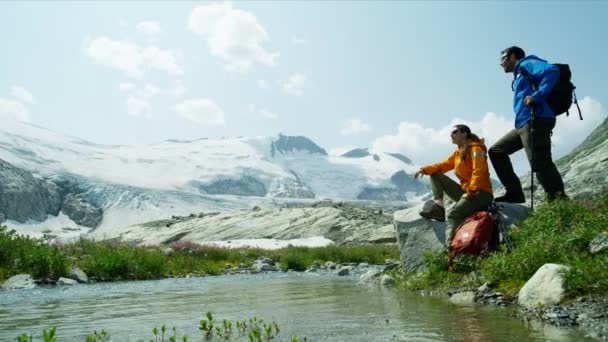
[414,169,425,179]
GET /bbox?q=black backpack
[519,63,583,120]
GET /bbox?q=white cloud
[248,103,278,120]
[340,118,372,136]
[371,115,515,175]
[292,36,309,45]
[84,36,182,78]
[136,21,163,37]
[188,2,279,73]
[10,86,35,104]
[259,109,278,120]
[0,98,30,122]
[139,84,160,98]
[126,97,151,116]
[370,97,607,177]
[172,99,225,125]
[118,82,135,92]
[282,72,307,96]
[552,96,607,158]
[257,79,268,89]
[170,81,187,97]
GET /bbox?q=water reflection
[0,273,591,341]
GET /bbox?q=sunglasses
[500,54,509,62]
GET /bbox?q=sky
[1,1,607,176]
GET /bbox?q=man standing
[489,46,566,202]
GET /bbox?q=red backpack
[447,211,497,272]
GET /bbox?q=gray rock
[271,134,327,156]
[589,232,608,254]
[0,159,62,223]
[394,201,446,273]
[162,247,174,255]
[324,261,336,270]
[70,267,89,283]
[341,148,370,158]
[381,274,395,286]
[256,257,274,266]
[450,291,476,305]
[477,282,491,293]
[336,266,353,276]
[58,277,77,286]
[518,263,570,308]
[358,262,369,268]
[61,193,103,228]
[198,176,266,197]
[2,274,36,289]
[358,269,382,284]
[253,263,278,272]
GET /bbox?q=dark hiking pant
[430,173,494,244]
[488,119,565,198]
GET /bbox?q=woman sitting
[414,124,494,244]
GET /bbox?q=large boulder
[70,267,89,283]
[518,263,570,308]
[394,201,529,273]
[2,274,36,289]
[394,202,447,273]
[61,193,103,228]
[0,159,62,222]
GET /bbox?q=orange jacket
[420,139,492,195]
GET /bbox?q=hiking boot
[546,192,569,203]
[419,203,446,222]
[494,191,525,203]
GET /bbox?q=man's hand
[463,191,478,199]
[524,96,534,106]
[414,169,424,179]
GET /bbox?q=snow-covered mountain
[0,119,425,237]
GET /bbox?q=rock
[2,274,36,289]
[324,261,336,270]
[252,257,278,272]
[589,232,608,254]
[518,263,570,308]
[61,193,103,228]
[359,269,382,284]
[394,201,447,273]
[198,176,266,197]
[477,282,491,293]
[358,262,369,268]
[450,291,476,305]
[162,248,174,255]
[58,277,77,285]
[252,205,261,212]
[492,203,530,243]
[336,266,353,276]
[256,257,274,266]
[70,267,89,283]
[0,159,62,223]
[253,263,278,272]
[381,275,395,286]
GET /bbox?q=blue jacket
[512,55,560,128]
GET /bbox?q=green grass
[15,311,304,341]
[402,193,608,298]
[0,227,399,282]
